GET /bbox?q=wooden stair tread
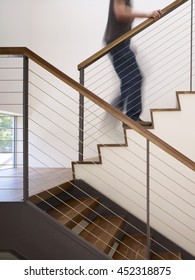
[48,197,99,229]
[151,251,182,260]
[113,234,147,260]
[79,216,125,254]
[29,182,72,204]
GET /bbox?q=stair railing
[78,0,193,161]
[0,47,195,259]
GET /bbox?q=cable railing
[78,0,192,69]
[0,56,24,201]
[0,8,195,259]
[78,0,193,160]
[28,135,193,260]
[72,125,195,255]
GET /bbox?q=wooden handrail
[0,46,195,172]
[78,0,189,70]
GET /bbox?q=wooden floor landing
[0,167,72,202]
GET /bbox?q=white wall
[28,0,172,80]
[0,0,31,47]
[0,0,173,80]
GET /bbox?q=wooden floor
[0,167,72,202]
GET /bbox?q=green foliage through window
[0,115,14,153]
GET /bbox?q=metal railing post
[146,139,151,259]
[23,55,29,201]
[13,116,17,168]
[79,68,84,161]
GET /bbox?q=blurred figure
[104,0,162,126]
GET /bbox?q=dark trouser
[110,41,143,120]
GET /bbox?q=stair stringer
[73,130,195,256]
[150,91,195,161]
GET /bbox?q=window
[0,114,15,169]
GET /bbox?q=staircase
[30,92,195,260]
[29,178,184,260]
[74,93,195,256]
[0,0,194,261]
[29,91,195,260]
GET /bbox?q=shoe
[123,118,152,128]
[134,118,152,126]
